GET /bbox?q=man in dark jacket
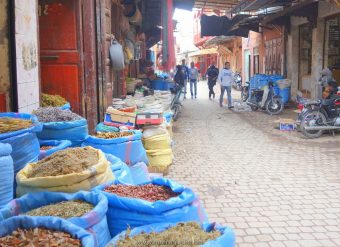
[206,63,219,100]
[180,59,190,99]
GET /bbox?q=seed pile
[95,131,134,139]
[41,93,67,107]
[104,184,179,202]
[33,108,82,122]
[115,222,221,247]
[0,228,81,247]
[24,200,94,218]
[27,147,98,178]
[40,146,54,151]
[0,118,32,133]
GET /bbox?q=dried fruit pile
[95,131,134,139]
[40,146,54,151]
[0,118,32,133]
[0,228,81,247]
[41,93,67,107]
[33,108,82,122]
[115,222,221,247]
[24,200,93,218]
[104,184,179,202]
[27,147,99,178]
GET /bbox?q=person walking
[218,62,234,108]
[206,63,219,100]
[180,59,190,99]
[189,62,199,99]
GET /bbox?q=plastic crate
[136,112,163,125]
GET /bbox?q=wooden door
[39,0,83,114]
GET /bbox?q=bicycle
[170,83,184,121]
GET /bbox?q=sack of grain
[108,222,235,247]
[146,148,173,174]
[0,216,95,247]
[93,178,208,237]
[39,140,72,160]
[0,143,13,207]
[16,147,114,197]
[143,133,171,150]
[0,191,110,247]
[83,131,148,165]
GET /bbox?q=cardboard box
[106,107,136,125]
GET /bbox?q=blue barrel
[273,86,280,96]
[151,80,168,91]
[279,87,290,103]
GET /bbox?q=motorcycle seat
[304,100,321,105]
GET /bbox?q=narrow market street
[168,82,340,247]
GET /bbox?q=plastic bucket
[279,87,290,103]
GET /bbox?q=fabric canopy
[189,48,218,57]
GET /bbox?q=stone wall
[15,0,40,113]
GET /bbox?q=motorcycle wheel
[300,111,326,138]
[241,87,249,102]
[265,97,284,115]
[250,105,258,111]
[172,105,180,121]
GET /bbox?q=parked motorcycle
[246,81,284,115]
[232,72,242,91]
[241,81,250,102]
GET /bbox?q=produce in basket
[0,228,81,246]
[27,147,98,178]
[95,131,134,139]
[104,184,179,202]
[41,93,67,107]
[23,200,94,218]
[0,118,32,133]
[33,108,82,122]
[114,222,221,247]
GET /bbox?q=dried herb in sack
[0,118,32,133]
[41,93,68,107]
[0,228,81,247]
[24,200,94,218]
[95,131,134,139]
[33,108,82,122]
[115,222,221,247]
[27,147,99,178]
[104,184,180,202]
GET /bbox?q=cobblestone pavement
[167,82,340,247]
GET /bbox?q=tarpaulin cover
[0,216,95,247]
[109,222,235,247]
[96,123,120,133]
[83,131,148,165]
[38,140,72,160]
[106,154,134,185]
[93,178,208,236]
[37,118,88,147]
[0,143,13,207]
[0,191,110,247]
[129,162,151,185]
[60,103,71,110]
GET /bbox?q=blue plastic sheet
[83,131,148,165]
[129,162,151,185]
[37,118,88,147]
[39,140,72,160]
[109,222,235,247]
[0,191,111,247]
[0,216,95,247]
[60,103,71,110]
[93,178,208,237]
[96,123,120,133]
[106,154,134,185]
[0,143,13,208]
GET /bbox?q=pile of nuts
[104,184,180,202]
[0,228,81,246]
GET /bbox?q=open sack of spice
[0,216,94,247]
[92,178,208,237]
[16,146,114,197]
[39,139,72,160]
[33,107,88,147]
[108,221,235,247]
[83,130,148,165]
[41,93,70,110]
[0,191,111,247]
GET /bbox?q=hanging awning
[173,0,195,10]
[204,36,236,47]
[263,0,319,28]
[194,0,240,10]
[231,0,289,14]
[189,48,218,57]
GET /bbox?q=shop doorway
[298,24,312,96]
[39,0,84,114]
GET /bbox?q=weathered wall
[0,0,11,111]
[15,0,40,112]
